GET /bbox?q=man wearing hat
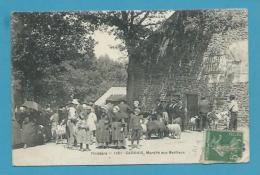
[66,99,79,149]
[228,95,239,131]
[167,98,178,124]
[118,99,131,136]
[198,96,210,131]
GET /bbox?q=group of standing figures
[65,99,146,150]
[13,94,239,150]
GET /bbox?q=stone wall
[129,10,248,127]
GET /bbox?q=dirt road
[13,131,204,165]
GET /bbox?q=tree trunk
[126,54,135,104]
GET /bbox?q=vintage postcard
[11,9,249,165]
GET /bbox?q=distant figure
[55,119,66,144]
[50,109,59,140]
[228,95,239,131]
[66,99,79,149]
[22,109,44,148]
[160,100,169,125]
[198,97,210,131]
[167,99,177,124]
[96,106,110,148]
[133,100,140,110]
[129,108,142,149]
[86,105,97,143]
[77,107,91,151]
[118,99,131,135]
[110,106,126,149]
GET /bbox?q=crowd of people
[13,98,147,150]
[13,94,239,151]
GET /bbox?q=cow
[146,117,167,139]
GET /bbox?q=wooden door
[186,94,198,129]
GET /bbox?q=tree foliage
[83,11,174,102]
[12,13,127,107]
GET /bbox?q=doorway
[185,94,199,129]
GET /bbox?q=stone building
[127,10,248,129]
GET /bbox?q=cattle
[140,118,148,139]
[146,117,167,139]
[167,124,181,139]
[190,116,199,131]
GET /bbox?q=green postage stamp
[204,130,243,162]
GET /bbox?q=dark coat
[118,103,130,119]
[129,114,142,130]
[96,114,110,143]
[22,120,44,147]
[110,112,125,141]
[198,99,210,113]
[12,119,22,146]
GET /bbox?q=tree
[12,12,96,105]
[83,11,174,102]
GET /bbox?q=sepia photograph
[11,9,249,165]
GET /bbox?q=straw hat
[82,104,92,110]
[113,106,120,112]
[71,99,80,105]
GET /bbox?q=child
[56,119,66,144]
[50,111,59,140]
[86,106,97,144]
[129,108,142,149]
[76,108,91,151]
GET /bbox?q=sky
[93,30,127,62]
[93,11,175,62]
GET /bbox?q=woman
[76,107,91,151]
[110,106,126,149]
[86,105,97,143]
[96,106,110,148]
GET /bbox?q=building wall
[130,10,248,127]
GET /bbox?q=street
[13,131,204,165]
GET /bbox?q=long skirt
[111,122,124,141]
[13,120,22,147]
[22,122,44,147]
[77,129,91,144]
[96,121,110,144]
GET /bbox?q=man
[167,99,178,124]
[133,100,140,110]
[158,99,169,125]
[50,109,59,140]
[175,100,185,131]
[118,99,131,136]
[228,95,239,131]
[198,96,210,131]
[66,99,79,149]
